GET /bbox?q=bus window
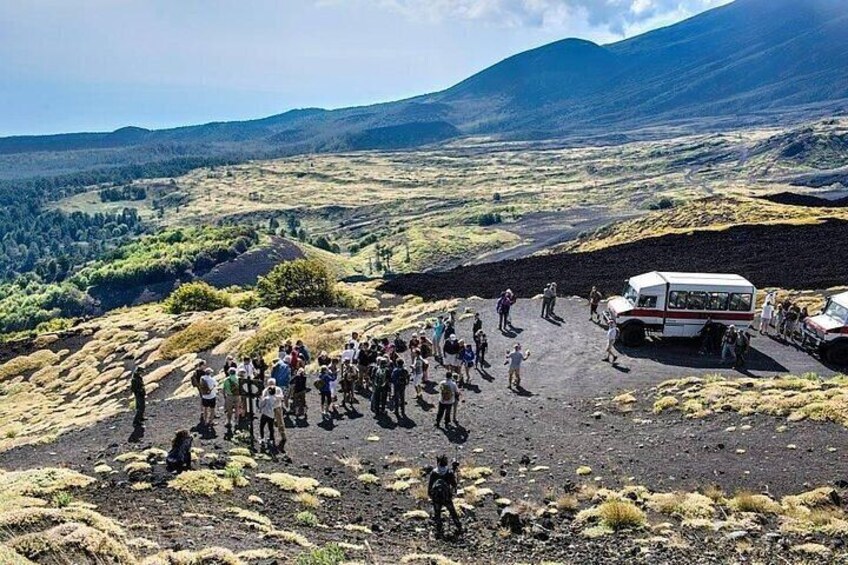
[707,292,729,311]
[637,295,657,308]
[668,291,688,309]
[687,291,708,310]
[729,293,753,312]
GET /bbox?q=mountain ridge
[2,0,847,180]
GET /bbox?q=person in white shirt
[258,383,282,454]
[604,322,620,363]
[760,300,775,335]
[199,368,218,427]
[505,344,531,389]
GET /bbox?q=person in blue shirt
[272,357,292,412]
[318,366,336,420]
[433,316,446,360]
[459,342,475,386]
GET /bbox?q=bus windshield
[824,300,848,325]
[623,284,639,305]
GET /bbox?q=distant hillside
[1,0,848,182]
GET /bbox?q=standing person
[341,342,357,366]
[190,360,207,422]
[589,286,603,322]
[391,359,410,418]
[435,372,460,427]
[407,333,421,363]
[505,344,530,389]
[604,322,620,363]
[428,455,463,539]
[130,367,146,428]
[460,342,475,385]
[165,430,193,474]
[548,283,558,318]
[221,368,241,429]
[340,358,358,408]
[443,334,461,375]
[252,354,268,381]
[411,349,425,400]
[199,368,218,429]
[295,340,311,364]
[272,357,292,412]
[223,356,237,374]
[475,331,488,368]
[357,342,374,392]
[497,291,515,331]
[318,366,336,420]
[541,284,553,318]
[760,299,775,335]
[258,384,280,454]
[734,330,751,371]
[444,312,456,342]
[785,304,801,342]
[291,368,308,420]
[317,350,331,367]
[698,318,717,356]
[722,326,738,365]
[472,313,482,338]
[433,316,446,360]
[371,358,390,416]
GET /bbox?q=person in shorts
[442,334,461,374]
[589,286,603,322]
[221,368,241,429]
[505,344,530,389]
[604,322,620,363]
[199,368,218,428]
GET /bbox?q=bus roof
[630,271,755,289]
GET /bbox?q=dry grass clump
[597,500,647,530]
[228,455,257,469]
[124,461,152,477]
[226,506,272,528]
[555,494,580,513]
[400,554,461,565]
[1,468,95,498]
[357,473,379,485]
[315,487,341,499]
[168,470,234,496]
[700,485,725,503]
[403,510,430,520]
[575,466,592,476]
[459,466,492,481]
[653,396,680,414]
[293,493,321,508]
[728,491,782,514]
[612,392,637,406]
[394,467,414,479]
[336,455,363,473]
[386,480,411,492]
[142,546,244,564]
[648,492,715,519]
[790,543,832,557]
[159,320,232,360]
[0,350,60,381]
[8,522,136,564]
[263,529,313,548]
[258,472,319,493]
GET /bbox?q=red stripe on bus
[619,309,755,321]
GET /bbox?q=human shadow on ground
[621,339,788,372]
[512,386,534,397]
[128,425,145,443]
[438,423,469,444]
[476,368,494,383]
[543,316,562,327]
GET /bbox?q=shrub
[295,511,319,527]
[295,544,345,565]
[597,500,646,530]
[476,212,503,226]
[164,281,232,314]
[256,259,337,308]
[159,320,232,360]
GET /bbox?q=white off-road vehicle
[801,292,848,366]
[606,271,757,347]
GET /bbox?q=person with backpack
[317,366,336,420]
[357,342,375,392]
[433,316,446,360]
[428,454,462,539]
[496,290,515,332]
[734,330,751,371]
[391,359,410,418]
[442,334,461,375]
[291,368,308,420]
[271,357,291,412]
[435,372,460,427]
[130,367,146,428]
[221,368,241,429]
[541,283,553,318]
[258,384,281,454]
[199,368,218,429]
[459,341,475,386]
[340,358,358,408]
[165,430,193,474]
[371,358,390,416]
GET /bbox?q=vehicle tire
[826,342,848,366]
[621,324,646,347]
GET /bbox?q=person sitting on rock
[165,430,193,474]
[428,454,462,539]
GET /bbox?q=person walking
[505,344,530,389]
[130,367,146,428]
[435,372,460,427]
[428,455,463,539]
[589,286,603,322]
[604,321,620,363]
[391,359,410,418]
[698,318,718,355]
[734,330,751,370]
[475,330,488,368]
[760,300,774,335]
[722,326,738,364]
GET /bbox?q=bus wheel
[826,343,848,366]
[621,324,646,347]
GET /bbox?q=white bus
[606,272,757,346]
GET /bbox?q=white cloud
[366,0,731,36]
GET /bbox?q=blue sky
[0,0,730,136]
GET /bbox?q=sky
[0,0,731,137]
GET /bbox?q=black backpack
[431,475,452,505]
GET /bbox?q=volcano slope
[0,294,846,564]
[382,219,848,300]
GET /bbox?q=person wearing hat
[198,367,218,428]
[442,334,461,374]
[130,366,146,428]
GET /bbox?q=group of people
[758,292,809,342]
